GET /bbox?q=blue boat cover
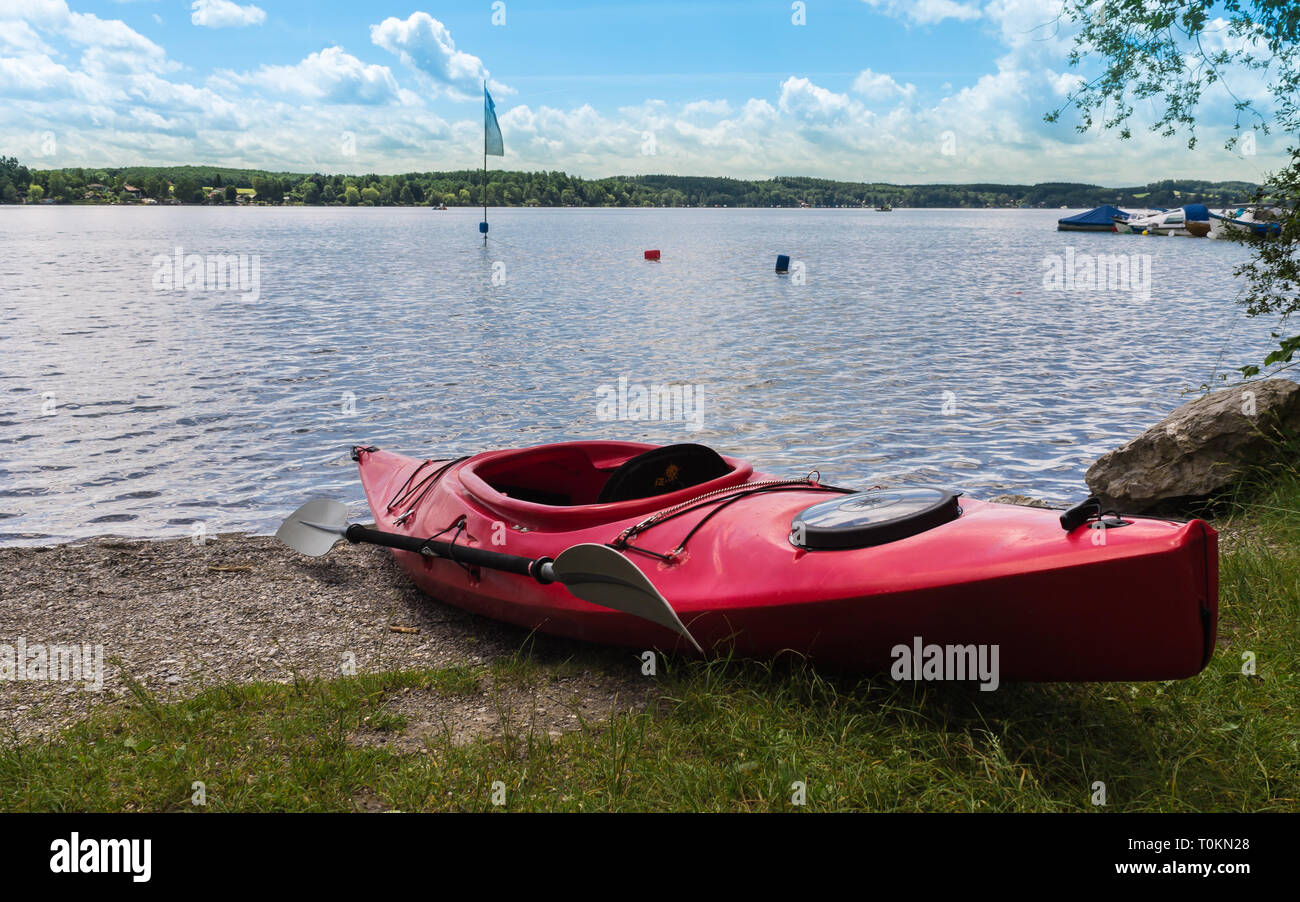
[1182,203,1210,221]
[1058,204,1130,226]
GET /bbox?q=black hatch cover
[790,487,960,550]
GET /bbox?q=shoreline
[0,532,645,745]
[9,203,1105,210]
[0,487,1230,746]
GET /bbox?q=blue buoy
[479,221,489,234]
[775,254,790,274]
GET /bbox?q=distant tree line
[1,158,1261,209]
[0,156,32,204]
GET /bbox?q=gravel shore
[0,534,648,744]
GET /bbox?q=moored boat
[1058,204,1136,232]
[1115,204,1211,236]
[283,440,1220,681]
[1208,205,1283,238]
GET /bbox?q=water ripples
[0,205,1285,544]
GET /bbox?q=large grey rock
[1086,379,1300,512]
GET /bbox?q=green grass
[2,479,1298,812]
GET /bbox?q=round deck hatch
[791,487,960,550]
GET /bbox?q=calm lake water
[0,205,1284,545]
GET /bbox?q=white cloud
[778,76,863,123]
[370,12,506,98]
[863,0,982,26]
[222,47,405,105]
[682,99,731,117]
[852,68,917,103]
[1046,69,1084,99]
[982,0,1074,61]
[0,18,52,55]
[0,52,106,102]
[190,0,265,29]
[7,0,169,68]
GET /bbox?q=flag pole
[482,80,488,247]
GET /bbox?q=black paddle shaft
[343,524,551,581]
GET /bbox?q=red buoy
[644,249,661,261]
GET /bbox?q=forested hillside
[3,157,1259,209]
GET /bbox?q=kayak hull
[354,442,1217,681]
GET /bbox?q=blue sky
[0,0,1286,183]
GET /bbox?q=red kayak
[347,440,1217,681]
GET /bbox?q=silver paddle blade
[551,543,703,653]
[276,499,351,557]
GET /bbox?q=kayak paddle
[276,500,703,653]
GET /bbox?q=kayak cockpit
[456,440,755,528]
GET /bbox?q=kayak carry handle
[1059,496,1101,532]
